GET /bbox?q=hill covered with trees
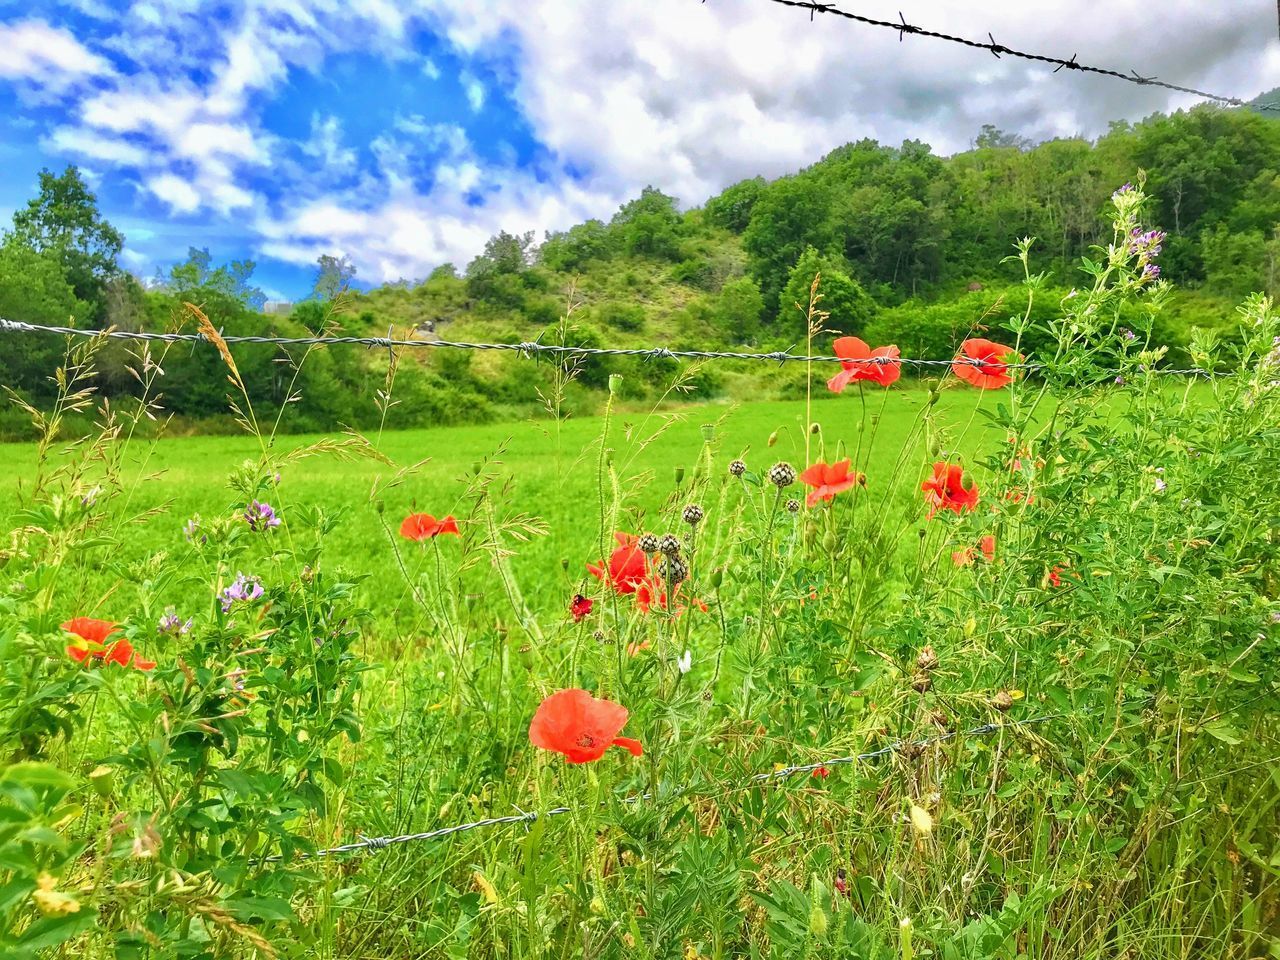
[1,104,1277,437]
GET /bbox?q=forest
[1,103,1277,437]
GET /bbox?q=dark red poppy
[952,534,996,567]
[400,513,460,540]
[528,689,643,763]
[587,532,650,595]
[834,868,849,896]
[921,462,980,518]
[827,337,901,390]
[62,617,156,672]
[570,594,593,623]
[799,458,865,508]
[953,339,1020,389]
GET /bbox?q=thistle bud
[916,645,939,672]
[682,504,704,526]
[991,690,1014,712]
[657,533,681,556]
[768,462,796,488]
[638,533,660,554]
[728,459,746,477]
[785,498,801,514]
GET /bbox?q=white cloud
[3,0,1276,289]
[0,19,114,86]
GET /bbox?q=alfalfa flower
[528,689,643,763]
[220,572,264,613]
[157,607,192,636]
[243,500,281,532]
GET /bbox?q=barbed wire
[264,703,1101,862]
[0,317,1224,377]
[755,0,1280,113]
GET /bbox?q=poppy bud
[88,764,114,798]
[374,500,385,514]
[701,423,715,442]
[767,430,778,448]
[472,461,483,475]
[608,374,623,395]
[927,392,940,407]
[822,531,837,553]
[560,557,569,571]
[674,466,685,486]
[709,568,723,589]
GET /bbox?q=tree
[466,230,535,307]
[611,187,683,260]
[777,247,875,339]
[742,174,836,316]
[704,177,766,233]
[166,247,266,309]
[974,124,1032,151]
[0,241,91,402]
[9,166,123,311]
[711,276,765,341]
[311,253,358,302]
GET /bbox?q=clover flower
[244,500,281,532]
[220,573,264,613]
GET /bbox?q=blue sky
[1,0,1275,299]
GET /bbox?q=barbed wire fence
[752,0,1280,113]
[0,317,1229,378]
[266,702,1110,862]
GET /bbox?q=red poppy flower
[799,458,865,508]
[953,339,1020,389]
[62,618,156,672]
[587,532,650,595]
[826,337,902,391]
[528,689,643,763]
[400,513,460,540]
[812,765,830,779]
[921,462,980,518]
[570,594,593,623]
[953,534,996,567]
[1048,565,1064,588]
[633,578,707,616]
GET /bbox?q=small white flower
[676,650,692,674]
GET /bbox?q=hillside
[1,102,1277,437]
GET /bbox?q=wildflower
[916,645,938,672]
[681,504,704,526]
[31,874,79,917]
[921,462,979,517]
[799,458,865,508]
[528,689,643,763]
[587,533,650,595]
[728,459,747,477]
[1112,182,1133,198]
[634,577,706,616]
[243,500,281,532]
[1114,376,1126,386]
[626,639,651,656]
[183,515,206,543]
[909,804,934,838]
[826,337,902,391]
[834,868,849,896]
[220,572,264,613]
[570,594,593,623]
[954,535,996,566]
[953,339,1020,390]
[1154,477,1167,494]
[62,617,156,671]
[657,533,682,556]
[768,462,797,488]
[1121,328,1137,342]
[785,498,801,514]
[1047,566,1064,588]
[157,607,192,636]
[677,650,692,674]
[399,513,461,540]
[637,533,661,555]
[911,672,932,693]
[811,765,829,779]
[81,485,103,507]
[1141,263,1161,282]
[991,690,1015,712]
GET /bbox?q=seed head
[659,555,689,584]
[638,533,660,555]
[728,459,746,477]
[916,645,939,672]
[991,690,1014,712]
[785,498,801,514]
[682,504,704,526]
[911,672,932,694]
[657,533,681,556]
[768,462,796,488]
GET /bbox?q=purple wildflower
[1114,376,1126,386]
[244,501,281,532]
[220,573,264,614]
[1141,263,1161,281]
[1129,228,1165,257]
[1121,328,1137,342]
[183,515,206,544]
[1271,610,1280,624]
[1154,478,1167,494]
[1112,183,1133,198]
[158,608,192,636]
[81,485,103,507]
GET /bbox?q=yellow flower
[472,870,498,905]
[909,804,934,838]
[32,874,80,917]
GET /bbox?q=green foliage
[711,276,765,341]
[704,176,766,233]
[164,247,267,310]
[612,186,685,260]
[7,166,122,312]
[778,247,876,339]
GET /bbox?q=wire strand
[754,0,1280,112]
[0,317,1224,377]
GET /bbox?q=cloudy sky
[1,0,1276,298]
